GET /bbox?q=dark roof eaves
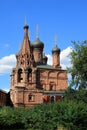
[36,65,66,71]
[0,89,8,94]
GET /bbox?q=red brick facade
[10,24,68,108]
[0,89,7,106]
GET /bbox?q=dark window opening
[18,69,23,82]
[50,96,55,102]
[27,61,29,65]
[27,68,32,82]
[28,94,34,102]
[29,95,32,100]
[50,84,53,90]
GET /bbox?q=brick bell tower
[10,23,43,107]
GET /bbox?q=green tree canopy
[68,40,87,89]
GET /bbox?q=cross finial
[36,24,39,38]
[54,35,58,45]
[24,16,27,25]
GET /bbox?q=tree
[68,40,87,90]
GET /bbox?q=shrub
[0,100,87,130]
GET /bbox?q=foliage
[57,100,87,130]
[64,87,87,103]
[68,40,87,89]
[0,107,25,129]
[0,100,87,130]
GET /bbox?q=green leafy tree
[64,88,87,103]
[68,40,87,89]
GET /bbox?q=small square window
[28,95,35,102]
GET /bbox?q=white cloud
[46,54,52,65]
[0,55,16,74]
[60,46,73,69]
[0,46,73,74]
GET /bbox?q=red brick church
[10,23,68,108]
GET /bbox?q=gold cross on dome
[36,24,39,38]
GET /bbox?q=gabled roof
[0,89,7,94]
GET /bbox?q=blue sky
[0,0,87,91]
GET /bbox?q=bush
[0,100,87,130]
[64,88,87,103]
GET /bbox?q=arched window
[18,68,23,82]
[27,68,32,82]
[50,84,53,90]
[28,94,35,102]
[49,82,56,91]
